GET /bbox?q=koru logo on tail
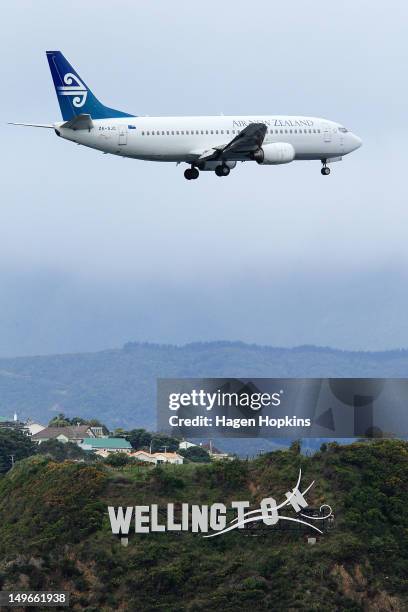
[57,73,87,108]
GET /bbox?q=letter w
[285,489,308,513]
[108,506,134,534]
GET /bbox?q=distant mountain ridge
[0,341,408,430]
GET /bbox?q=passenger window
[211,130,214,134]
[166,131,169,135]
[176,131,179,135]
[146,131,150,135]
[142,131,145,135]
[294,129,297,134]
[226,130,229,134]
[221,130,224,134]
[285,129,288,134]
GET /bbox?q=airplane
[10,51,362,180]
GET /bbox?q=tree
[150,434,179,453]
[0,430,36,473]
[36,440,88,462]
[289,440,301,455]
[104,453,130,467]
[179,446,211,463]
[126,428,152,450]
[48,413,71,427]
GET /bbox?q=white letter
[134,505,150,533]
[210,503,227,531]
[191,505,209,533]
[260,497,279,525]
[150,504,165,532]
[206,393,217,411]
[231,501,250,528]
[285,489,308,513]
[108,506,133,535]
[167,504,182,531]
[169,393,180,410]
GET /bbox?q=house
[24,420,46,437]
[79,437,132,454]
[201,442,233,461]
[131,450,157,464]
[179,440,197,450]
[32,425,96,445]
[130,450,184,465]
[154,452,184,465]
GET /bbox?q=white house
[179,440,197,450]
[24,420,46,436]
[130,450,184,465]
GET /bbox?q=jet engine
[252,142,295,165]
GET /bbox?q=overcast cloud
[1,0,407,356]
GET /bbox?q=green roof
[82,437,131,449]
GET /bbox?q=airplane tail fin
[46,51,134,121]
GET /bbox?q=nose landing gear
[321,161,331,176]
[184,166,199,180]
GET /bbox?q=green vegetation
[48,413,108,431]
[179,445,211,462]
[0,439,406,610]
[0,429,35,473]
[36,439,89,462]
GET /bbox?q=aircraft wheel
[321,166,331,176]
[215,164,230,177]
[185,167,199,180]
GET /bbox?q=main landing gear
[215,164,230,177]
[184,166,199,180]
[321,161,331,176]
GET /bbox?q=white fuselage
[55,115,362,164]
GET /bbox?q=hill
[1,341,408,431]
[0,439,407,610]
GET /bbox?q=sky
[1,0,408,356]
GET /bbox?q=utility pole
[9,455,15,468]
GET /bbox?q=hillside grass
[0,439,407,610]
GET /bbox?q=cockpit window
[338,127,348,133]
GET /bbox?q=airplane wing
[197,122,268,162]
